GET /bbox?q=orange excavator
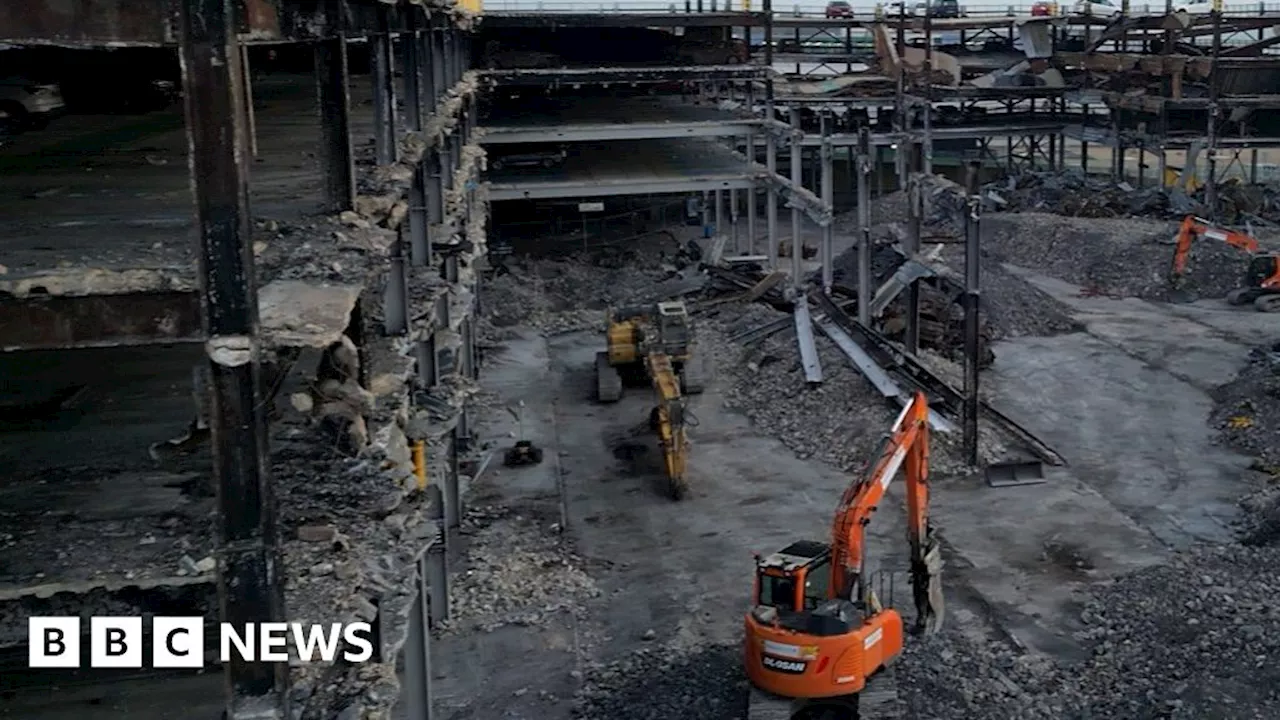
[1168,215,1280,311]
[744,391,943,701]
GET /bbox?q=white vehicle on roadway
[1070,0,1214,17]
[0,77,64,128]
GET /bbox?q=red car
[825,1,854,18]
[1030,1,1056,15]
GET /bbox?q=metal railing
[486,0,1279,13]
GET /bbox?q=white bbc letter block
[91,617,143,668]
[29,617,81,668]
[153,617,205,668]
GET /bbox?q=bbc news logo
[28,617,374,668]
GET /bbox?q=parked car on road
[825,1,854,18]
[1071,0,1211,16]
[1031,1,1057,15]
[0,77,64,128]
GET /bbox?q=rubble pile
[439,504,600,634]
[981,212,1253,301]
[982,170,1280,225]
[573,643,747,720]
[902,544,1280,719]
[698,305,898,473]
[1212,343,1280,544]
[479,242,696,340]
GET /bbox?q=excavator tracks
[746,667,905,720]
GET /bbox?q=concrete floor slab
[0,75,374,295]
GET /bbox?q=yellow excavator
[595,300,705,500]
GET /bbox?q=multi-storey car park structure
[1,1,485,718]
[4,0,1280,718]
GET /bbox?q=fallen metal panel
[794,301,823,385]
[815,314,956,433]
[482,120,765,144]
[488,174,754,201]
[0,291,204,352]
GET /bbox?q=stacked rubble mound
[981,212,1253,301]
[902,544,1280,720]
[573,642,747,720]
[1215,343,1280,544]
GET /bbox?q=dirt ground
[434,206,1280,719]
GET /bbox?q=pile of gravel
[1211,343,1280,470]
[901,544,1280,720]
[573,643,748,720]
[981,213,1254,301]
[437,504,600,634]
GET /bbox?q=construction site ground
[435,209,1280,719]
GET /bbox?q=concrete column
[423,486,450,625]
[766,133,779,269]
[789,108,803,288]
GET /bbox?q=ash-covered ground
[457,196,1280,720]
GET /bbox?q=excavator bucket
[912,535,945,635]
[984,460,1046,487]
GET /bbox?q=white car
[0,77,64,128]
[1071,0,1213,17]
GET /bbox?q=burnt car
[487,145,568,171]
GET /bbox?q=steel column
[445,430,462,530]
[715,188,725,240]
[442,29,455,90]
[962,162,982,469]
[178,0,286,716]
[820,112,834,295]
[423,486,450,624]
[427,146,445,225]
[903,145,921,355]
[420,24,437,110]
[403,18,422,132]
[789,108,803,288]
[856,127,872,326]
[730,189,739,252]
[766,133,779,269]
[400,573,434,720]
[431,25,446,104]
[372,6,397,165]
[315,0,355,213]
[385,228,409,335]
[416,333,438,387]
[746,132,757,253]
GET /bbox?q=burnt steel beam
[315,0,355,213]
[0,292,204,352]
[179,0,286,718]
[479,66,766,87]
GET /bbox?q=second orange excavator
[744,391,943,703]
[1168,215,1280,311]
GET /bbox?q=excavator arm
[829,391,943,633]
[1171,215,1259,282]
[645,353,690,500]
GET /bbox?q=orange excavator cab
[744,392,943,699]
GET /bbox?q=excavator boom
[744,391,943,702]
[645,353,689,499]
[1171,215,1259,281]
